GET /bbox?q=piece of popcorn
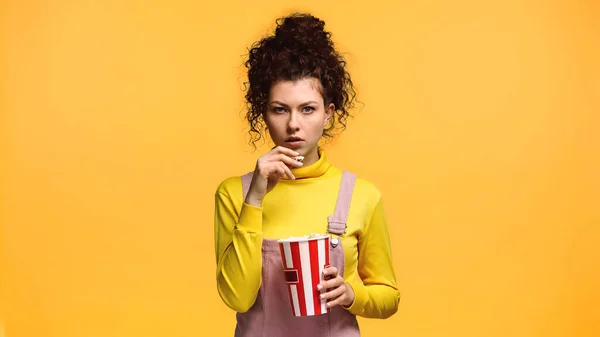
[294,155,305,162]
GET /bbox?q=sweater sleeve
[345,197,400,318]
[214,184,264,313]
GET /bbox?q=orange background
[2,1,600,336]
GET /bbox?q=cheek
[308,120,326,136]
[265,117,286,137]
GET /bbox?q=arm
[345,197,400,318]
[214,188,263,313]
[214,146,302,312]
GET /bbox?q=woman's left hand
[317,266,355,308]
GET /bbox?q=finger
[322,267,339,280]
[266,150,302,167]
[271,146,300,157]
[274,164,287,179]
[326,293,347,308]
[317,275,343,291]
[317,267,340,290]
[320,283,346,301]
[279,162,295,180]
[274,154,304,168]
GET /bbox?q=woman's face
[265,77,333,165]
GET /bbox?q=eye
[302,106,316,113]
[273,106,286,114]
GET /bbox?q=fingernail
[320,294,325,299]
[317,284,322,290]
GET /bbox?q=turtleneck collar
[290,148,331,179]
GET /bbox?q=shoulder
[215,174,245,199]
[344,171,382,202]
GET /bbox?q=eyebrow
[269,100,319,107]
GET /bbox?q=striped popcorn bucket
[277,234,331,317]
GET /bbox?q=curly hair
[243,12,357,147]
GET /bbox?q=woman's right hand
[245,146,304,207]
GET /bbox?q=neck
[301,146,321,166]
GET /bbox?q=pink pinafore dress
[234,171,361,337]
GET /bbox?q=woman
[214,12,400,336]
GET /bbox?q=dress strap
[327,171,357,236]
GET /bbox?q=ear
[263,111,270,130]
[324,103,335,126]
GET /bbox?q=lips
[285,136,304,142]
[285,137,304,149]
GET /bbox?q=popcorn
[294,155,305,162]
[278,233,328,241]
[277,233,332,316]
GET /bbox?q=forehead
[269,78,324,104]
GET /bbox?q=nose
[287,111,300,133]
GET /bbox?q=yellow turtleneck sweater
[214,150,400,318]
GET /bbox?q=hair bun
[244,12,356,148]
[273,13,333,52]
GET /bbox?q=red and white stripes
[278,236,331,316]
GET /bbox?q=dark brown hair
[244,13,357,147]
